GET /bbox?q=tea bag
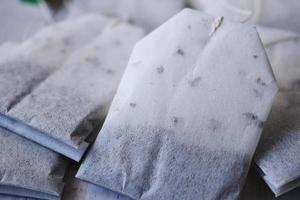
[189,0,300,34]
[0,127,67,200]
[254,92,300,196]
[256,27,300,90]
[77,9,278,200]
[0,14,109,113]
[249,28,300,196]
[3,22,144,161]
[240,166,300,200]
[0,14,110,160]
[67,0,185,32]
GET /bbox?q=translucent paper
[77,9,278,200]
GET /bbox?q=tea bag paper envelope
[5,22,144,161]
[67,0,185,32]
[0,14,109,113]
[254,92,300,196]
[256,27,300,91]
[189,0,300,34]
[0,127,67,200]
[77,9,278,200]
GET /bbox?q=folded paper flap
[0,127,66,197]
[78,9,278,199]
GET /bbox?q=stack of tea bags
[1,20,143,161]
[0,14,110,200]
[2,1,300,199]
[0,11,144,199]
[0,14,110,160]
[77,9,278,199]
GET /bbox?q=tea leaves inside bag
[77,9,278,200]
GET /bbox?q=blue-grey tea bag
[0,127,67,200]
[0,14,112,160]
[77,9,278,200]
[0,14,109,114]
[3,22,144,161]
[255,92,300,196]
[240,166,300,200]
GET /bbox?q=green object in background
[21,0,43,5]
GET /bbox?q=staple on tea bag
[66,0,185,32]
[3,22,144,161]
[257,27,300,91]
[0,127,68,200]
[77,9,278,200]
[189,0,300,34]
[254,92,300,196]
